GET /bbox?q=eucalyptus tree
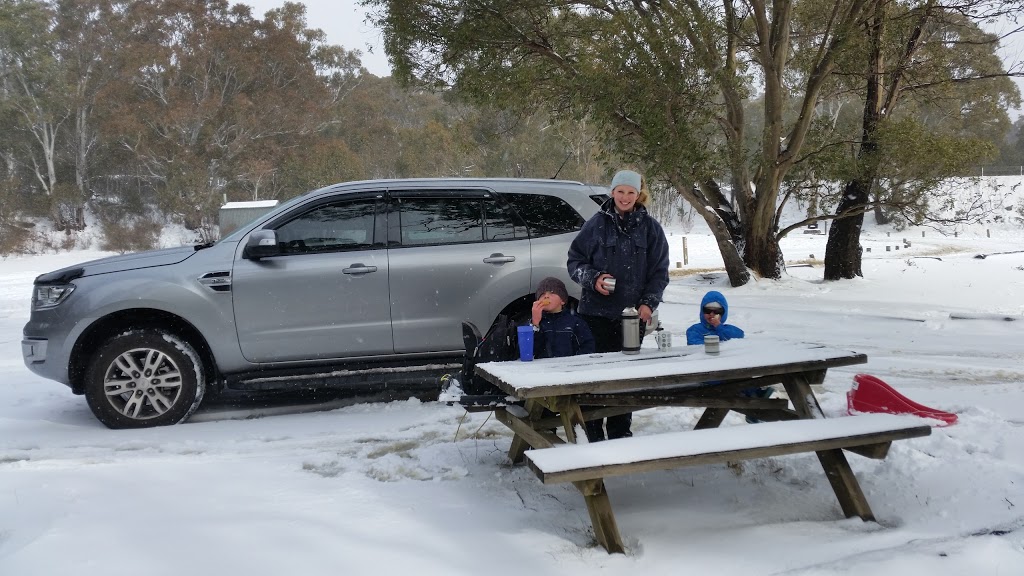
[53,0,129,214]
[818,0,1022,279]
[996,117,1024,166]
[364,0,882,284]
[104,0,362,231]
[0,0,69,220]
[0,0,138,230]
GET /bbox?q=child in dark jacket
[530,277,595,359]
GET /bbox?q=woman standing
[567,169,670,441]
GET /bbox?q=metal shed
[218,200,279,236]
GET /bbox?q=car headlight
[33,284,76,310]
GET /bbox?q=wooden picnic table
[473,339,932,553]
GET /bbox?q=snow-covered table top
[476,339,866,398]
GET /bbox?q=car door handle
[343,264,378,274]
[483,253,516,264]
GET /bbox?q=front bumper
[22,337,69,387]
[22,338,48,363]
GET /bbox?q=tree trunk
[742,173,784,280]
[824,181,868,279]
[872,201,888,224]
[672,177,750,287]
[75,106,90,199]
[824,0,885,281]
[743,222,784,279]
[710,217,750,286]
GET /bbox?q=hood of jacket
[699,291,730,325]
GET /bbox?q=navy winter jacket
[567,198,670,320]
[685,290,745,344]
[533,310,596,359]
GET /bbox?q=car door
[386,189,531,354]
[232,193,393,362]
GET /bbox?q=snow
[528,414,929,475]
[479,340,864,393]
[222,200,280,209]
[2,185,1024,574]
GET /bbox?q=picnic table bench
[473,339,933,553]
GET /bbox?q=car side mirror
[243,230,280,260]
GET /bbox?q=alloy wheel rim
[102,347,184,420]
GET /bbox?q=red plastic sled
[847,374,958,426]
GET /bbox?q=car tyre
[84,329,206,429]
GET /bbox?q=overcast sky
[236,1,1024,120]
[236,0,391,76]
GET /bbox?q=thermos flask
[621,307,641,354]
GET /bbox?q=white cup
[656,331,672,350]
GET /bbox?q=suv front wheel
[84,329,206,429]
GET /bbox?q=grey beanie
[610,169,642,191]
[536,277,569,303]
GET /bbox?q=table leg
[554,397,588,444]
[694,407,729,430]
[558,396,626,553]
[508,399,546,464]
[578,479,625,553]
[783,371,875,521]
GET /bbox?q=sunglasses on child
[702,307,722,316]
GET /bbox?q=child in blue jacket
[685,290,744,344]
[530,277,595,359]
[686,290,771,421]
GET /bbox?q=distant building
[218,200,279,236]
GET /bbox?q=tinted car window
[484,198,527,241]
[397,197,484,246]
[503,193,585,238]
[274,199,377,254]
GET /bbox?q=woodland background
[2,0,1024,267]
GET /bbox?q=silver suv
[23,178,604,428]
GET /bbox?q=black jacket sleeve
[567,218,605,293]
[638,219,670,310]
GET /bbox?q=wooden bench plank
[526,414,931,484]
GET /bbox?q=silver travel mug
[704,334,720,355]
[621,307,641,354]
[603,277,616,293]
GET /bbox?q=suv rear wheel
[84,329,206,429]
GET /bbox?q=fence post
[682,237,689,265]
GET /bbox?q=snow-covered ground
[1,184,1023,575]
